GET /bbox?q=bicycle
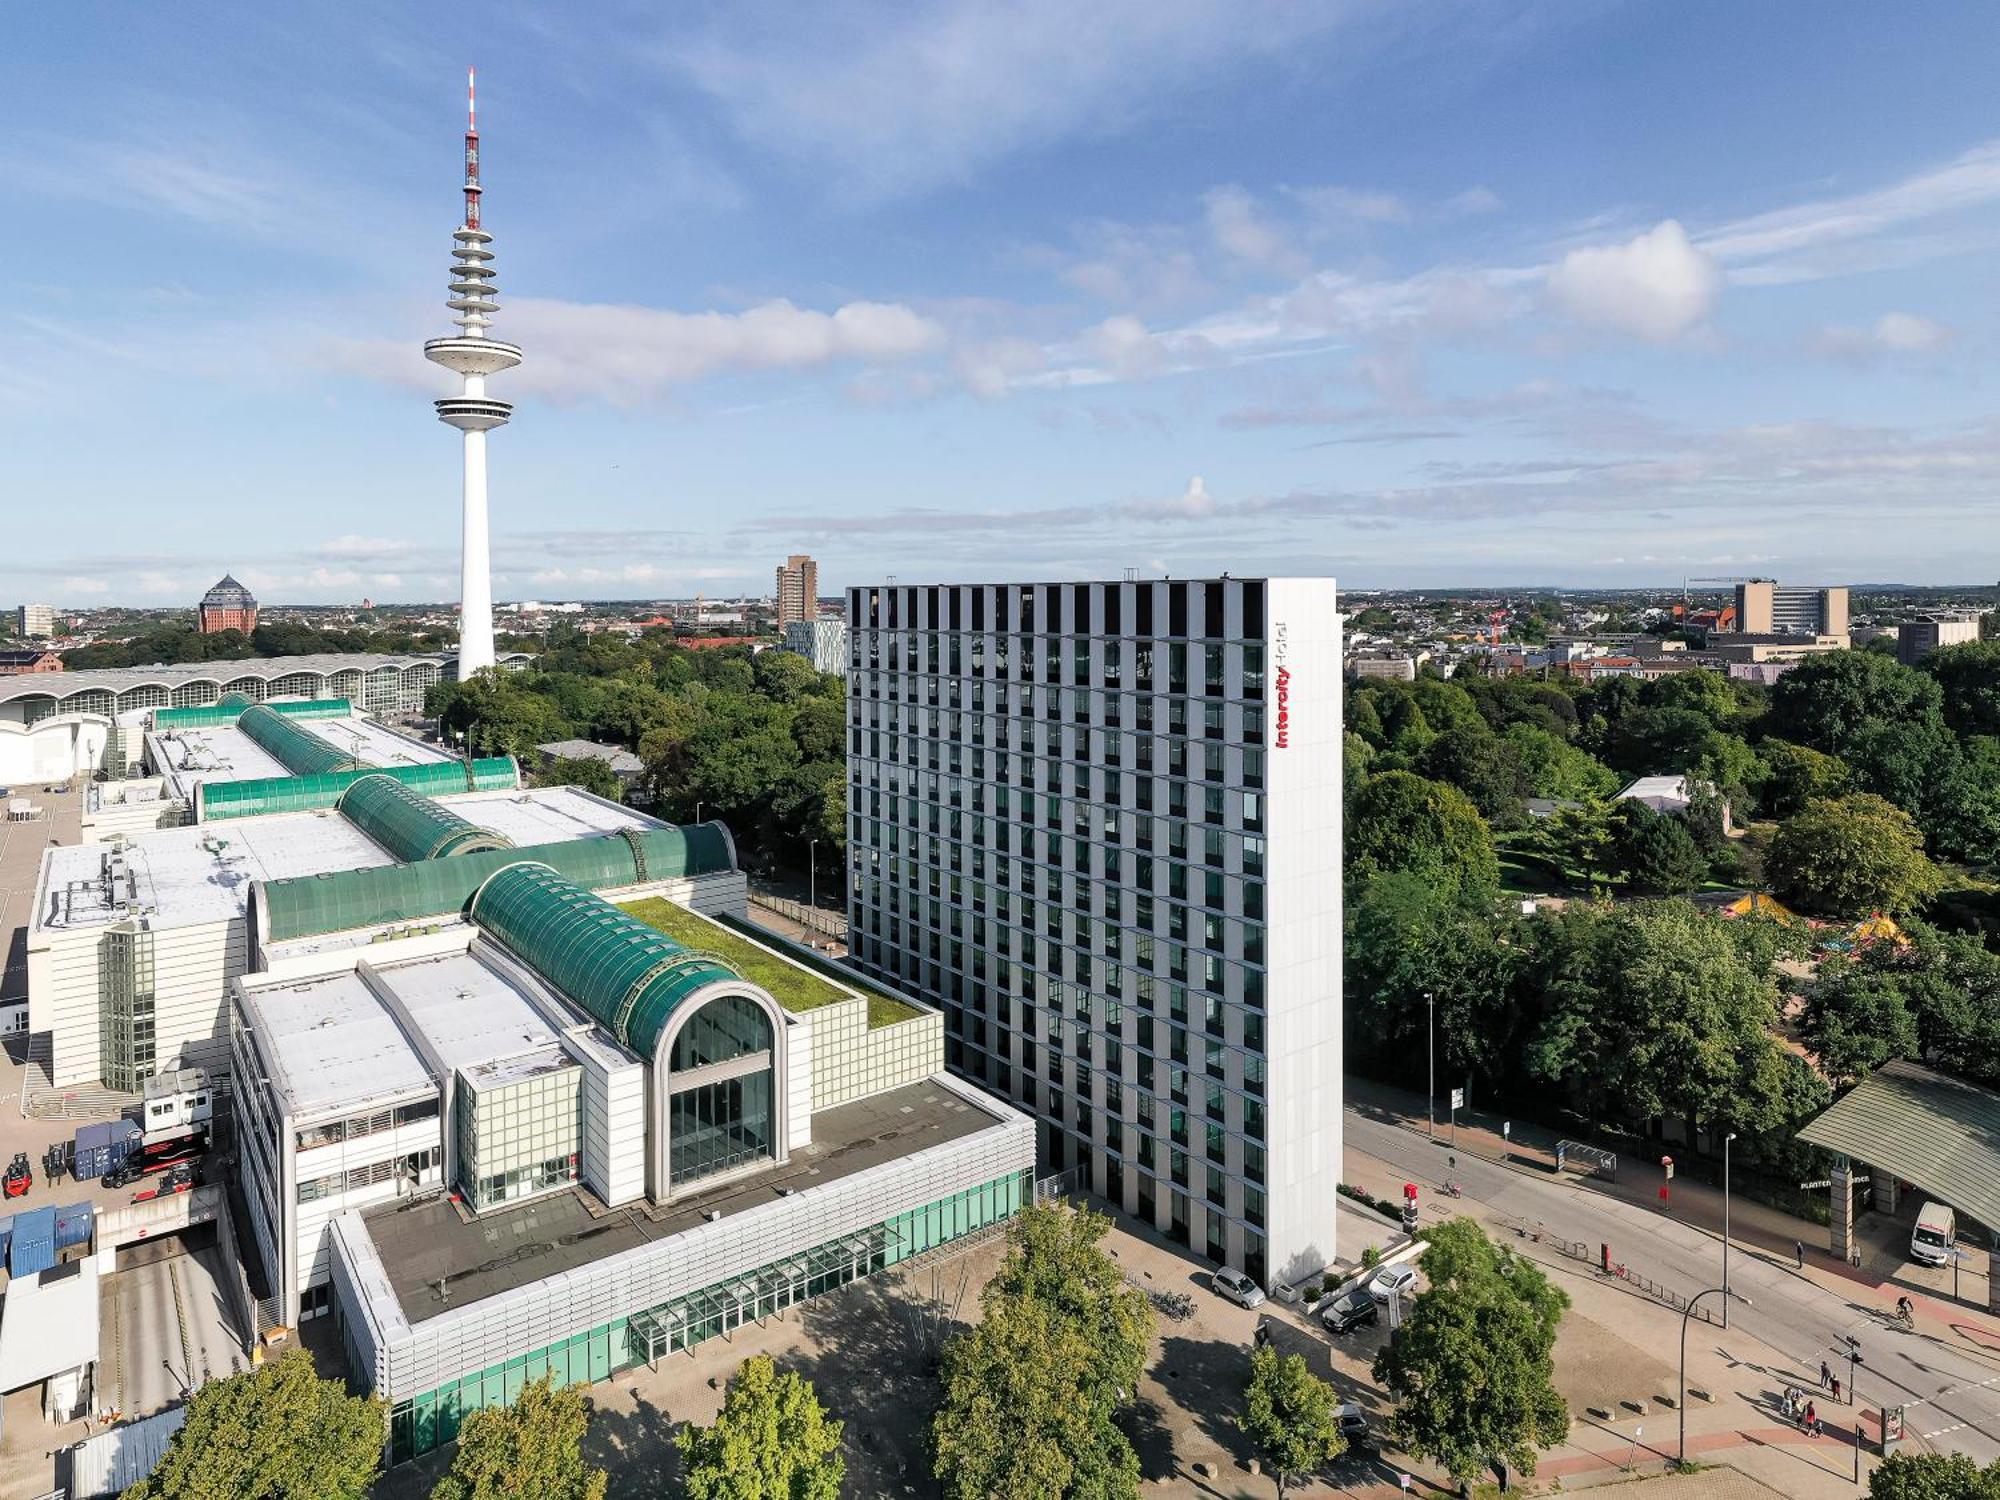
[1894,1299,1916,1331]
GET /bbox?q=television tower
[424,66,519,679]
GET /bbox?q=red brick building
[0,650,62,675]
[198,574,258,635]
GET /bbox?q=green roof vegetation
[621,898,924,1028]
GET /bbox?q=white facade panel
[1262,578,1343,1283]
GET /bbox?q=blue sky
[6,2,2000,605]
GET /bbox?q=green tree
[1348,771,1499,904]
[934,1203,1152,1500]
[122,1349,384,1500]
[1768,649,1944,755]
[1869,1450,2000,1499]
[1373,1219,1569,1485]
[1767,793,1945,917]
[1608,802,1706,895]
[677,1354,844,1500]
[537,754,625,802]
[1242,1344,1344,1498]
[429,670,572,758]
[1800,962,1921,1087]
[1418,725,1530,826]
[433,1376,606,1500]
[1760,740,1850,819]
[1504,724,1618,801]
[1923,640,2000,736]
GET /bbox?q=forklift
[3,1152,33,1199]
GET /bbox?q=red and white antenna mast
[463,65,481,230]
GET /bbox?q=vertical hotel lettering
[1274,621,1291,748]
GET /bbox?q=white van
[1913,1202,1956,1267]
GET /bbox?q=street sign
[1450,1088,1465,1109]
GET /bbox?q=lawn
[620,897,923,1028]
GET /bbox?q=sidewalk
[1347,1073,2000,1343]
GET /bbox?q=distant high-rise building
[776,554,819,630]
[198,575,258,635]
[783,618,848,677]
[844,575,1343,1287]
[1899,612,1982,665]
[16,603,54,639]
[1734,581,1849,640]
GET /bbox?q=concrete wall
[0,714,111,787]
[81,779,185,842]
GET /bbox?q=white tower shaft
[459,427,495,672]
[424,68,519,683]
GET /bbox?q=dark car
[104,1162,145,1190]
[1319,1287,1379,1335]
[1336,1403,1376,1454]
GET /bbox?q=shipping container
[70,1123,110,1182]
[0,1215,14,1262]
[106,1121,140,1174]
[10,1207,56,1278]
[53,1202,93,1253]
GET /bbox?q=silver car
[1213,1266,1266,1309]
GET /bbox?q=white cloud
[1287,184,1411,229]
[1546,220,1720,342]
[1442,186,1503,218]
[1809,311,1956,361]
[331,296,945,404]
[954,337,1048,399]
[670,1,1371,197]
[58,576,109,595]
[1203,187,1307,274]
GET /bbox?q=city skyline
[7,5,2000,604]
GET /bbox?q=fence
[1501,1216,1718,1325]
[748,892,846,941]
[1556,1140,1619,1180]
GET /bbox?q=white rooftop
[239,969,433,1119]
[371,948,574,1088]
[33,787,663,935]
[1616,775,1692,804]
[148,714,451,802]
[0,1258,99,1392]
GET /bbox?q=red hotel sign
[1274,622,1292,748]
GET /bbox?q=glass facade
[843,578,1272,1283]
[668,1073,773,1187]
[456,1067,584,1213]
[385,1166,1032,1463]
[99,925,157,1093]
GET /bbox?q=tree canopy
[1869,1450,2000,1500]
[432,1376,606,1500]
[1241,1343,1344,1497]
[122,1349,385,1500]
[1347,771,1498,904]
[677,1355,845,1500]
[1373,1218,1569,1484]
[933,1202,1152,1500]
[1767,793,1944,917]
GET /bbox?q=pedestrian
[1804,1400,1818,1437]
[1796,1239,1806,1268]
[1820,1360,1831,1390]
[1832,1374,1842,1404]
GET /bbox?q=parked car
[1320,1287,1380,1334]
[1212,1267,1266,1309]
[1335,1403,1376,1454]
[104,1161,145,1190]
[1366,1264,1418,1304]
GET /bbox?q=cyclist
[1896,1295,1915,1325]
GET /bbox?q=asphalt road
[1346,1107,2000,1463]
[103,1237,246,1418]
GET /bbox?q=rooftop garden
[620,898,923,1028]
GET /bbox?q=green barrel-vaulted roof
[153,697,352,730]
[252,821,735,944]
[239,704,360,776]
[197,756,520,822]
[338,773,512,861]
[470,862,745,1057]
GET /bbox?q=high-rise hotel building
[844,576,1341,1285]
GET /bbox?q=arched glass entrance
[666,994,775,1189]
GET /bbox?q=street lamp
[1425,990,1436,1141]
[808,838,819,921]
[1846,1336,1864,1484]
[1679,1287,1750,1468]
[695,800,705,824]
[1723,1131,1737,1329]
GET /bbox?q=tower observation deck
[424,67,520,679]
